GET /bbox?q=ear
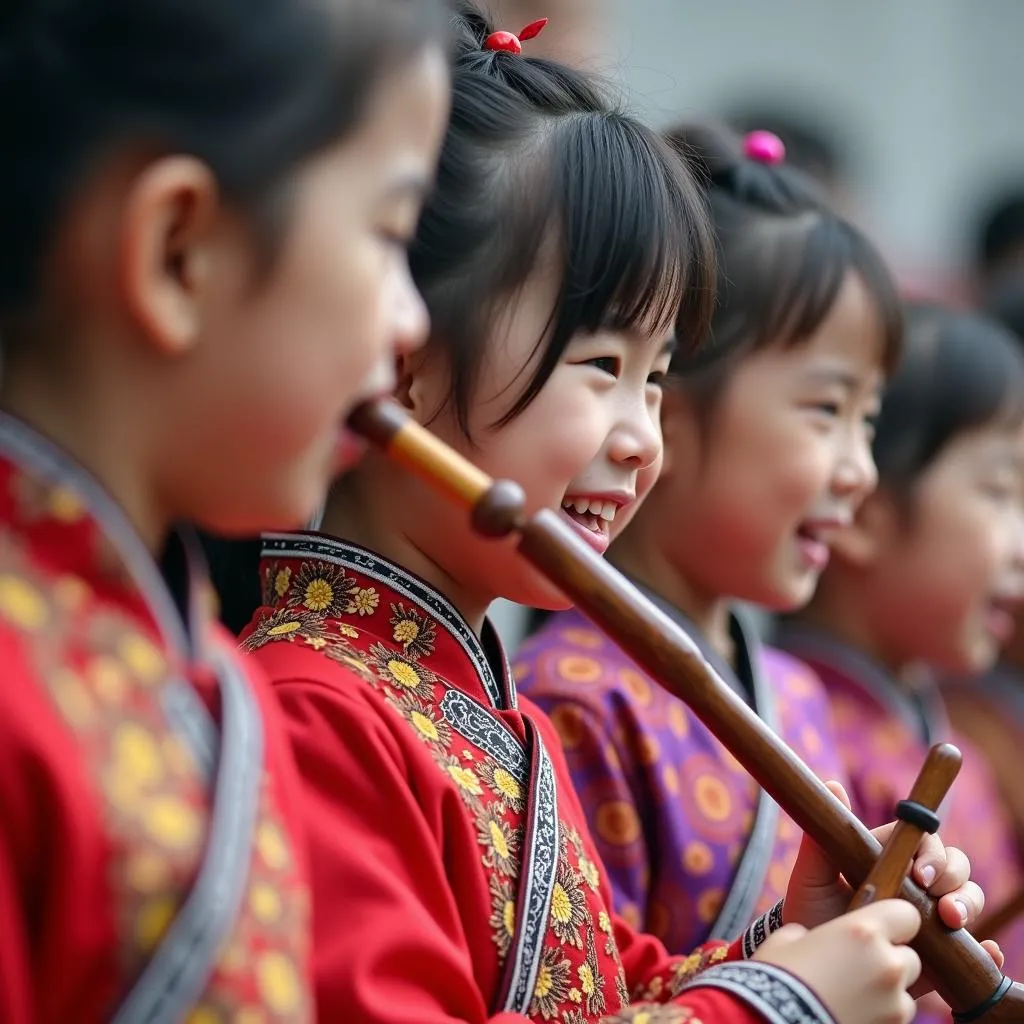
[830,491,900,569]
[395,346,449,424]
[118,156,219,356]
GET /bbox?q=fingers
[826,780,852,810]
[937,881,984,930]
[911,833,947,889]
[892,944,923,990]
[849,899,922,946]
[981,939,1005,970]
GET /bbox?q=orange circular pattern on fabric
[639,734,660,766]
[549,704,585,749]
[594,800,641,845]
[668,703,689,738]
[784,670,815,697]
[603,742,622,771]
[682,841,714,876]
[697,887,724,924]
[662,765,679,794]
[874,722,905,756]
[561,627,603,649]
[556,655,603,684]
[694,775,732,823]
[619,668,652,705]
[800,724,822,756]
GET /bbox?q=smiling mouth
[560,496,619,535]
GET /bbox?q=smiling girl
[233,11,993,1024]
[779,303,1024,976]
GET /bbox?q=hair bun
[448,0,494,56]
[664,122,743,189]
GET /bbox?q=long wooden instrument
[349,398,1022,1023]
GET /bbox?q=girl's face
[404,263,672,611]
[654,272,883,611]
[171,47,450,534]
[860,420,1024,674]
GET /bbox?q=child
[515,121,898,957]
[0,1,450,1021]
[233,9,993,1023]
[778,304,1024,970]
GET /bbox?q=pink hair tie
[743,130,786,165]
[484,18,549,55]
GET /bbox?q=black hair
[663,122,902,411]
[414,0,715,436]
[872,303,1024,495]
[975,188,1024,275]
[724,104,848,190]
[204,0,717,634]
[0,0,447,318]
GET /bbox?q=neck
[610,527,734,664]
[320,457,493,634]
[0,349,169,553]
[796,577,904,676]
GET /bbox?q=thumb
[791,781,852,891]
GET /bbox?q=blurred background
[487,0,1024,645]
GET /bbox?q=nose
[607,396,662,472]
[832,423,878,503]
[391,261,430,360]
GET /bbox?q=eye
[647,369,667,389]
[587,356,621,377]
[814,401,841,417]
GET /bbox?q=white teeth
[562,497,618,521]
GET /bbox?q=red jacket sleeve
[0,823,31,1024]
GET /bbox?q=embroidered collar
[260,532,518,711]
[0,411,210,663]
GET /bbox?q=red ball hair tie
[743,130,786,165]
[484,18,549,55]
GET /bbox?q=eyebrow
[801,365,864,390]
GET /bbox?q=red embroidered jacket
[0,417,313,1023]
[241,533,835,1024]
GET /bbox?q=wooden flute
[349,397,1023,1023]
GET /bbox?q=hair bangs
[497,111,714,424]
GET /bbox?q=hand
[754,900,921,1024]
[783,781,1004,997]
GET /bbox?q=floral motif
[578,852,601,891]
[488,873,517,957]
[288,561,354,618]
[601,1007,702,1024]
[349,587,379,616]
[476,804,519,876]
[364,642,440,694]
[389,603,437,659]
[549,860,588,948]
[240,608,324,653]
[477,757,524,812]
[322,639,377,685]
[578,924,607,1017]
[387,692,453,750]
[530,946,572,1020]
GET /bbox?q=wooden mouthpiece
[849,743,962,910]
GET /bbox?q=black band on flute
[952,975,1013,1023]
[895,799,941,834]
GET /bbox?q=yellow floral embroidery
[303,578,334,613]
[476,807,518,875]
[350,587,379,616]
[578,853,601,891]
[530,947,572,1020]
[289,561,355,618]
[549,862,588,948]
[388,603,437,658]
[304,636,327,651]
[388,659,420,689]
[0,573,49,631]
[336,623,359,639]
[274,567,292,599]
[447,762,483,796]
[488,874,517,957]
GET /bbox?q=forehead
[796,271,887,372]
[337,46,450,169]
